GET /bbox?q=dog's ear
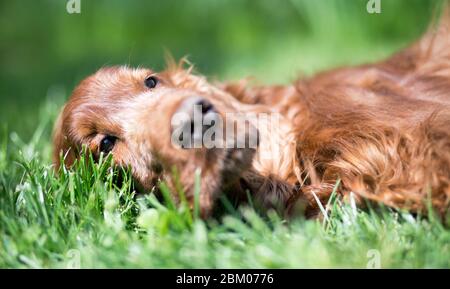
[52,105,76,170]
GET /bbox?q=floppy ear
[52,105,76,169]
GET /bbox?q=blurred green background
[0,0,443,139]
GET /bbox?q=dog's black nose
[171,96,218,149]
[175,96,216,118]
[197,99,215,115]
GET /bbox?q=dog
[53,6,450,219]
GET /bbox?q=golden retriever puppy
[54,7,450,218]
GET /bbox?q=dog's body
[54,7,450,218]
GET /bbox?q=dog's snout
[171,96,219,149]
[198,99,215,115]
[176,96,215,117]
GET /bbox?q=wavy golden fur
[54,5,450,218]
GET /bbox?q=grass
[1,101,450,269]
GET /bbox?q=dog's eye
[144,76,158,89]
[100,135,117,154]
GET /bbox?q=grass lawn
[1,0,450,269]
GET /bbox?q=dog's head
[53,63,259,217]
